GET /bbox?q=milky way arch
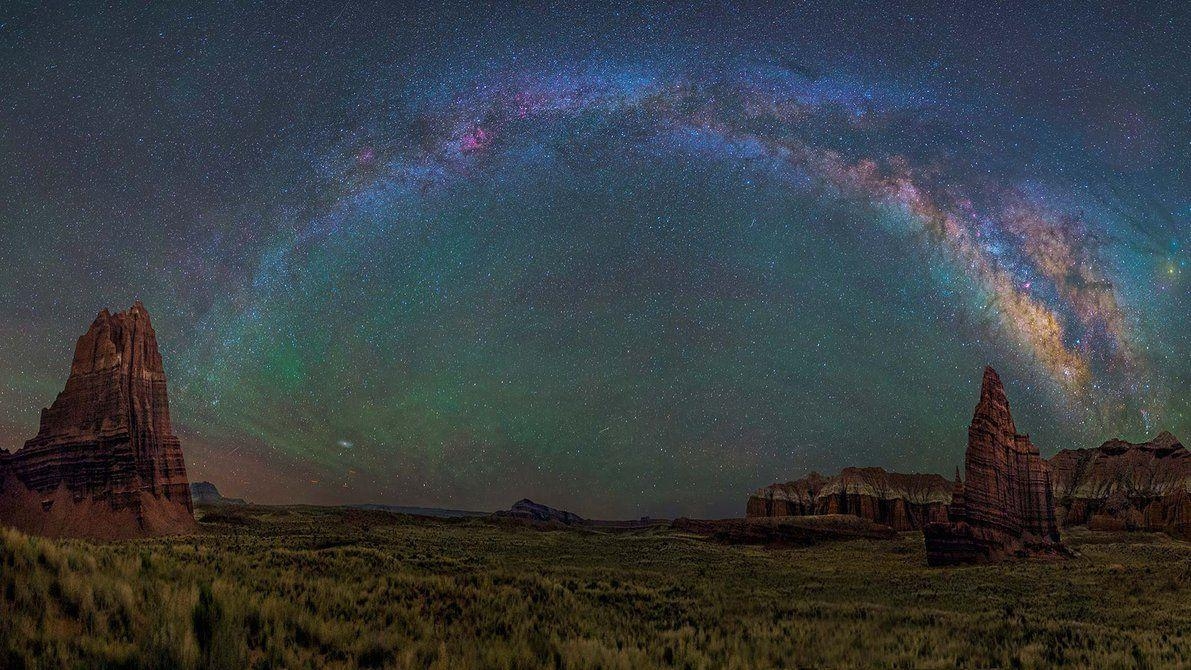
[193,61,1162,449]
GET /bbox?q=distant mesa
[1051,431,1189,539]
[350,503,485,519]
[493,498,895,545]
[924,367,1069,565]
[495,499,586,525]
[0,302,195,539]
[492,499,668,530]
[747,467,953,531]
[190,481,248,506]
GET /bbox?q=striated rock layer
[1050,432,1189,539]
[0,302,194,538]
[924,367,1068,565]
[747,467,952,531]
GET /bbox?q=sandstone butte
[923,366,1068,565]
[746,467,953,531]
[494,499,587,525]
[1050,431,1189,539]
[0,302,195,539]
[190,481,248,506]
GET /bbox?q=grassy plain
[1,505,1188,669]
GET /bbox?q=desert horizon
[3,305,1181,521]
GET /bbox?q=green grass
[2,506,1189,669]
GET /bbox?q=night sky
[0,2,1186,517]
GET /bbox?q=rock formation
[1050,432,1189,539]
[0,302,195,538]
[190,481,248,506]
[747,467,952,531]
[923,367,1067,565]
[492,500,667,530]
[494,499,585,525]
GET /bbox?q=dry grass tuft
[1,509,1188,668]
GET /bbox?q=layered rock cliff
[0,302,194,538]
[924,367,1067,565]
[746,467,952,531]
[1050,432,1189,538]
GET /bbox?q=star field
[0,2,1186,516]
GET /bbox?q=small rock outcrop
[747,467,952,531]
[1050,432,1189,538]
[190,481,248,506]
[0,302,194,538]
[924,367,1067,565]
[494,499,585,525]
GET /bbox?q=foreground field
[1,506,1189,669]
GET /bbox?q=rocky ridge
[746,467,952,531]
[1050,431,1188,538]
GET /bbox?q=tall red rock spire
[0,302,194,538]
[924,367,1067,565]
